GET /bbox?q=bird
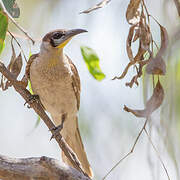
[25,29,93,178]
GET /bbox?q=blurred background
[0,0,180,179]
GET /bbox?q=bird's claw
[50,114,66,140]
[24,94,40,108]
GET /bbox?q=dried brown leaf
[10,53,22,78]
[126,0,141,25]
[125,74,139,87]
[158,25,169,56]
[134,44,145,62]
[124,80,164,117]
[7,39,16,71]
[133,28,140,42]
[112,60,136,80]
[140,22,151,51]
[80,0,111,14]
[146,56,166,75]
[126,25,136,61]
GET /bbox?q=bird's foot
[50,113,67,140]
[24,94,40,108]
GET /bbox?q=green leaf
[28,80,33,94]
[2,0,20,18]
[0,11,8,55]
[80,46,105,81]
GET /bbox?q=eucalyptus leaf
[0,11,8,55]
[2,0,20,18]
[80,46,105,81]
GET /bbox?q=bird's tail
[53,115,93,178]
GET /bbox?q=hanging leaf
[2,0,20,18]
[158,25,169,56]
[80,0,111,14]
[126,0,141,25]
[0,11,8,55]
[140,22,151,51]
[146,56,166,75]
[124,80,164,117]
[9,53,22,78]
[133,28,140,42]
[126,25,136,61]
[80,46,105,81]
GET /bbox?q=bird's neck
[39,47,68,69]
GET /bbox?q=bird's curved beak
[56,29,87,49]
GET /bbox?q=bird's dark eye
[52,32,64,39]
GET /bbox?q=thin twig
[0,0,35,44]
[102,117,149,180]
[144,128,171,180]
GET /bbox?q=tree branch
[0,154,90,180]
[0,61,89,179]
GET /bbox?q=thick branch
[0,154,90,180]
[0,61,88,178]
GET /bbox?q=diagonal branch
[0,154,90,180]
[0,61,89,178]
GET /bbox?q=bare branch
[0,0,35,44]
[80,0,111,14]
[0,61,88,178]
[0,154,90,180]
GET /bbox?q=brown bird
[25,29,93,178]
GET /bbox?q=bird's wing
[25,54,39,79]
[66,55,81,110]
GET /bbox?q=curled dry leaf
[124,80,164,117]
[1,41,23,90]
[133,28,140,42]
[112,60,136,80]
[126,25,136,61]
[126,0,141,25]
[7,39,16,71]
[7,40,22,79]
[10,53,23,78]
[140,22,151,51]
[80,0,111,14]
[146,56,166,75]
[158,25,169,56]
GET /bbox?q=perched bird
[25,29,93,177]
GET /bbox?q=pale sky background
[0,0,179,180]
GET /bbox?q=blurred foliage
[80,46,105,81]
[0,11,8,55]
[2,0,20,18]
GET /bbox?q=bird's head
[41,29,87,52]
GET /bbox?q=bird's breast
[30,56,77,116]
